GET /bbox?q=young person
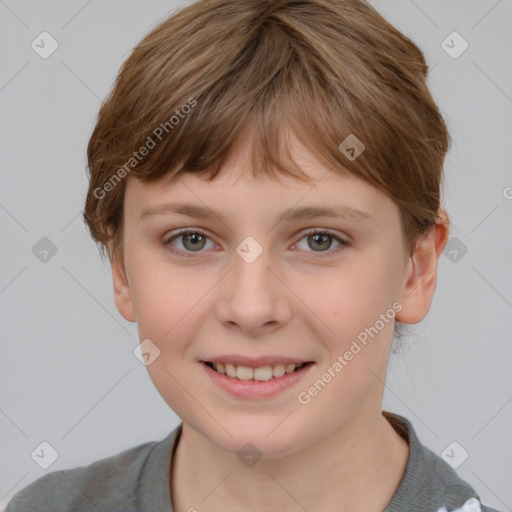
[5,1,502,511]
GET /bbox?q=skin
[110,132,449,512]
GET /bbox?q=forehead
[125,173,397,237]
[124,134,396,223]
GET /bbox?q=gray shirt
[5,412,502,512]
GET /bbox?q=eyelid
[291,228,350,255]
[296,227,350,244]
[163,228,219,255]
[163,227,215,245]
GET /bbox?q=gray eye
[307,233,334,251]
[293,230,348,255]
[166,231,215,253]
[181,232,207,251]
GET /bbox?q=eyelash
[163,228,351,259]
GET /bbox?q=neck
[170,411,410,512]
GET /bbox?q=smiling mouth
[203,361,313,381]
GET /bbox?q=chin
[204,415,310,459]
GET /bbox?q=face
[112,134,441,458]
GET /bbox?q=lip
[201,361,315,400]
[199,355,312,367]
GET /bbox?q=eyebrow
[139,202,374,224]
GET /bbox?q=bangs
[127,22,360,189]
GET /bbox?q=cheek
[128,263,210,416]
[128,256,233,380]
[303,257,398,348]
[127,254,200,349]
[292,263,398,424]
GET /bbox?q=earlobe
[111,251,137,323]
[396,211,449,325]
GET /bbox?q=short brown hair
[84,0,450,272]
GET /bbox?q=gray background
[1,1,511,510]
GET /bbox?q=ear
[106,233,136,323]
[395,210,449,324]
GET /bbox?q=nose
[215,245,292,337]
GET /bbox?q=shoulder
[383,411,504,512]
[420,443,503,512]
[5,437,162,512]
[423,451,503,512]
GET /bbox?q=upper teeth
[212,362,305,381]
